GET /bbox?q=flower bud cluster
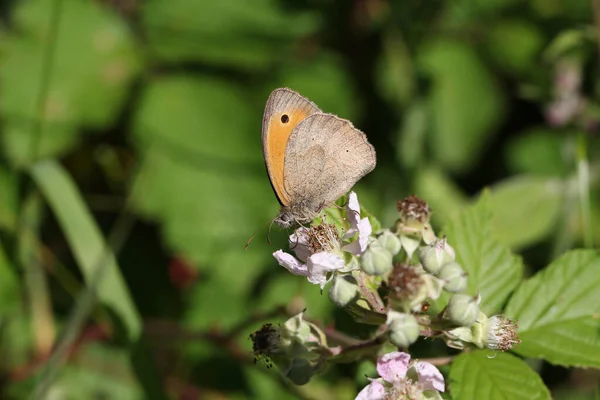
[445,313,521,351]
[265,193,521,390]
[250,313,331,385]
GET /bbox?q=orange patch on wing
[266,108,311,205]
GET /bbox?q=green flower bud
[438,262,468,293]
[421,224,437,245]
[251,312,331,386]
[418,238,455,274]
[284,313,312,342]
[387,311,420,348]
[285,357,314,386]
[444,326,474,349]
[378,229,402,255]
[328,274,359,307]
[360,241,393,276]
[444,294,480,327]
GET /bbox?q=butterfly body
[262,88,376,227]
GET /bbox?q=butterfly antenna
[245,233,257,249]
[245,219,273,249]
[267,218,276,245]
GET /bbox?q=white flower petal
[355,379,386,400]
[346,191,361,229]
[273,250,309,277]
[356,217,372,251]
[342,240,360,255]
[306,252,345,288]
[415,361,445,392]
[289,227,311,262]
[377,351,410,383]
[343,217,372,255]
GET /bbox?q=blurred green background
[0,0,599,398]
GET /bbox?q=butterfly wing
[262,88,321,206]
[283,113,376,210]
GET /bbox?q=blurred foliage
[0,0,599,398]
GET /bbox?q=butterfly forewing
[261,88,321,206]
[283,113,376,208]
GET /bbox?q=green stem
[19,193,55,356]
[576,132,594,248]
[28,0,63,161]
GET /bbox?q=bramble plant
[251,191,598,399]
[3,0,600,398]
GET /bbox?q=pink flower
[274,250,344,289]
[356,352,445,400]
[273,192,372,288]
[289,227,311,262]
[343,192,372,256]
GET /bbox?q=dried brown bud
[397,195,431,223]
[387,263,423,302]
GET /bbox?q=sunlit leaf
[505,129,569,176]
[486,20,544,74]
[278,54,358,121]
[443,194,523,314]
[506,250,600,367]
[0,0,141,166]
[141,0,318,69]
[414,167,469,227]
[419,40,506,173]
[488,176,563,248]
[449,351,550,400]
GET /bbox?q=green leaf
[449,351,551,400]
[30,160,141,341]
[505,249,600,367]
[278,54,358,121]
[132,76,282,339]
[396,99,428,169]
[376,31,415,106]
[443,194,523,314]
[131,76,276,271]
[243,366,297,400]
[141,0,318,70]
[0,166,18,231]
[414,167,469,227]
[1,0,141,166]
[49,343,143,398]
[505,129,569,176]
[486,20,544,75]
[488,176,564,249]
[544,27,596,62]
[255,273,334,321]
[0,243,20,316]
[419,40,506,173]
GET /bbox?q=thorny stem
[330,335,387,362]
[356,271,386,313]
[418,356,455,366]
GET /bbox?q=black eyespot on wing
[281,114,289,123]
